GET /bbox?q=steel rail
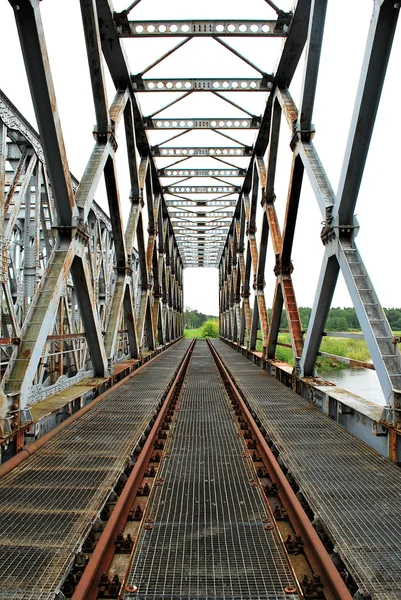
[0,339,181,479]
[206,338,352,600]
[72,338,196,600]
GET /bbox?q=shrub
[200,319,219,338]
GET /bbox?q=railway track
[64,339,351,600]
[5,337,393,599]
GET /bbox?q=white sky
[1,0,400,317]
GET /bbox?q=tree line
[281,307,401,332]
[184,307,218,330]
[184,306,401,332]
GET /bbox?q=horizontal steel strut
[117,19,289,37]
[146,117,260,129]
[159,167,246,177]
[134,78,273,92]
[152,146,252,156]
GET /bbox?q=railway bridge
[0,1,400,599]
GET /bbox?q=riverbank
[261,332,401,372]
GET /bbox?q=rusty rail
[207,338,352,600]
[0,339,181,479]
[72,338,196,600]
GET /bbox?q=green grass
[255,332,401,371]
[184,319,219,339]
[272,333,372,370]
[184,327,203,338]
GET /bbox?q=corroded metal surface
[0,340,190,599]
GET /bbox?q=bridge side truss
[0,1,184,438]
[219,0,401,424]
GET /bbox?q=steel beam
[134,78,273,92]
[152,146,252,157]
[164,185,240,194]
[159,168,246,177]
[335,0,400,227]
[146,118,259,130]
[9,0,76,226]
[297,0,328,137]
[79,0,110,135]
[117,19,287,37]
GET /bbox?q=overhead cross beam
[134,78,273,92]
[146,117,260,130]
[116,18,290,37]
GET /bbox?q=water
[318,367,385,406]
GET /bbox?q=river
[317,367,385,406]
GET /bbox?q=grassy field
[258,332,401,371]
[184,327,218,340]
[184,328,204,339]
[271,334,372,370]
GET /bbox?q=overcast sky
[1,0,400,316]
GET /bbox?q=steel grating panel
[125,341,297,600]
[211,340,401,600]
[0,340,191,600]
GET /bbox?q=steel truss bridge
[0,0,401,599]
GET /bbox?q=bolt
[75,551,88,569]
[109,580,118,594]
[133,506,143,520]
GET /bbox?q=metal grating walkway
[211,339,401,600]
[0,340,191,600]
[125,340,297,600]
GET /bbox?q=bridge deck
[211,339,401,600]
[124,340,297,600]
[0,340,191,600]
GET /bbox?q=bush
[200,319,219,338]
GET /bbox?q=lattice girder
[218,0,401,423]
